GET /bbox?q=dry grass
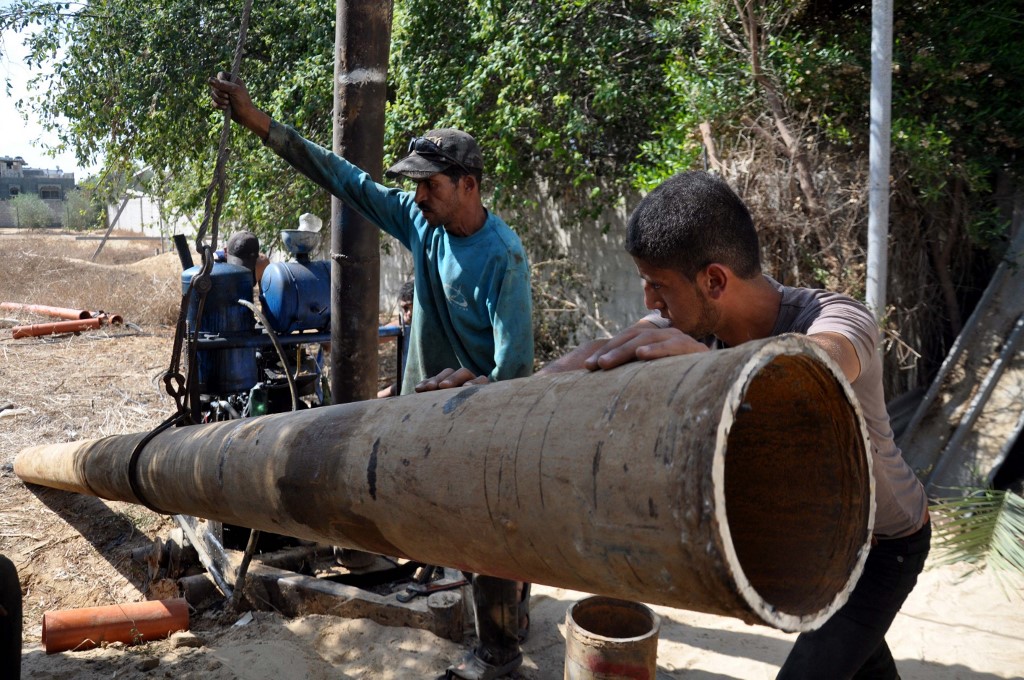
[0,230,401,648]
[0,233,182,635]
[0,232,183,458]
[0,232,181,328]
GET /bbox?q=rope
[131,0,256,514]
[195,0,255,254]
[126,411,192,515]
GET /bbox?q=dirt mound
[127,250,189,283]
[1,236,181,328]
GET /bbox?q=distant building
[0,155,76,200]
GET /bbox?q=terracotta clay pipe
[42,598,189,654]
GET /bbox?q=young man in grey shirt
[423,171,930,679]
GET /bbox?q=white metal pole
[867,0,893,318]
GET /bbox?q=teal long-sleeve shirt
[265,121,534,393]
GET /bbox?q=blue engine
[181,262,260,395]
[180,234,402,423]
[259,260,331,333]
[181,257,331,420]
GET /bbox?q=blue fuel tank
[181,262,259,395]
[259,260,332,333]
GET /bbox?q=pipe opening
[565,597,660,680]
[723,353,871,620]
[568,597,659,640]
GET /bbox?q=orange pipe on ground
[42,598,189,654]
[95,312,124,325]
[11,318,103,339]
[0,302,91,320]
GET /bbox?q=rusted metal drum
[565,596,660,680]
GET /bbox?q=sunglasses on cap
[408,137,471,175]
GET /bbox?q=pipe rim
[566,596,662,643]
[712,336,875,632]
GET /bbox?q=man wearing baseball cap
[210,73,532,679]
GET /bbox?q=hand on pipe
[415,367,490,392]
[583,326,709,371]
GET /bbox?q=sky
[1,23,101,179]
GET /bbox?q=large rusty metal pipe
[14,336,873,632]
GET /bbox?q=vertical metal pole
[330,1,393,404]
[866,0,893,318]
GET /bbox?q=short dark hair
[625,171,761,280]
[440,165,483,186]
[398,280,415,303]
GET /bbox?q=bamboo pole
[15,336,874,632]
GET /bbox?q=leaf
[930,488,1024,596]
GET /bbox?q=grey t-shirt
[645,276,928,538]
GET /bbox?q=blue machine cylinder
[181,262,259,395]
[259,260,332,333]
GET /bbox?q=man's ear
[703,263,729,299]
[461,174,478,194]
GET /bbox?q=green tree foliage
[2,0,1021,381]
[1,0,679,243]
[930,489,1024,589]
[9,192,55,228]
[1,0,336,250]
[387,0,679,224]
[627,0,1022,388]
[61,187,103,230]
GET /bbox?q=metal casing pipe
[15,336,873,631]
[565,597,660,680]
[329,0,391,404]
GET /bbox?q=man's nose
[414,182,429,204]
[642,287,660,310]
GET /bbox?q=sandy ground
[2,232,1023,679]
[13,563,1024,679]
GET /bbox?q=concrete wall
[378,184,645,339]
[520,182,645,338]
[106,194,172,237]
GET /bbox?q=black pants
[777,521,931,680]
[0,554,22,680]
[469,574,520,664]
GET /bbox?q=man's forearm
[538,318,659,375]
[208,74,272,141]
[536,338,610,375]
[235,107,272,141]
